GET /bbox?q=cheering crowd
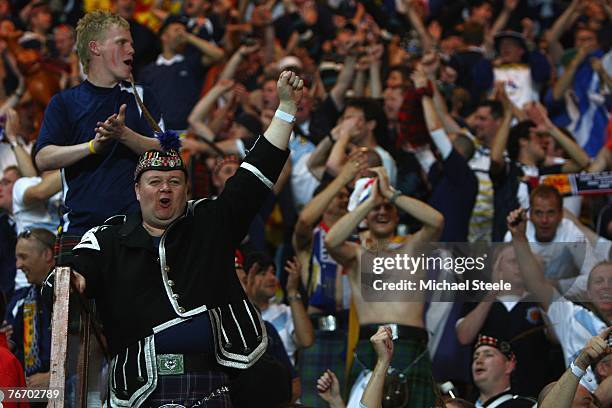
[0,0,612,406]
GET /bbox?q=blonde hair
[76,11,129,74]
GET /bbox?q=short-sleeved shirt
[504,219,611,299]
[12,176,61,234]
[35,80,162,235]
[261,303,296,365]
[545,290,607,392]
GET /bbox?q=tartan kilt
[298,331,348,408]
[349,336,436,408]
[141,371,232,408]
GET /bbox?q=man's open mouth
[159,198,171,208]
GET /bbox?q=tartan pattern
[298,331,348,408]
[54,234,82,266]
[142,371,232,408]
[349,337,436,408]
[397,88,429,149]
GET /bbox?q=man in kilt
[68,71,304,407]
[292,147,369,407]
[325,166,444,407]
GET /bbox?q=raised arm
[371,166,444,242]
[306,136,334,180]
[285,257,315,348]
[455,295,496,345]
[4,109,36,177]
[545,0,581,65]
[431,78,463,135]
[361,326,394,408]
[219,44,260,81]
[353,64,367,98]
[486,0,518,50]
[507,208,554,310]
[181,31,226,66]
[213,72,303,245]
[539,328,611,408]
[330,52,357,110]
[527,103,590,172]
[324,182,377,266]
[22,172,61,207]
[325,117,360,176]
[490,84,513,176]
[588,145,611,173]
[265,71,304,150]
[294,150,366,251]
[403,0,434,52]
[188,79,235,142]
[368,45,384,99]
[552,47,589,101]
[415,66,454,161]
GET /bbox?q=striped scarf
[23,285,41,376]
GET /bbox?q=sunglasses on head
[18,229,55,251]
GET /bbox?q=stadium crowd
[0,0,612,406]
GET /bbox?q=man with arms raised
[69,72,304,407]
[292,150,367,407]
[324,166,444,406]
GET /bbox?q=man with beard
[325,166,444,406]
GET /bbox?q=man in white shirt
[0,166,27,291]
[508,207,612,393]
[12,171,61,234]
[504,185,610,299]
[244,252,314,365]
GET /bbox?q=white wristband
[570,361,586,378]
[274,109,296,124]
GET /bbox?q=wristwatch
[287,293,302,302]
[389,189,401,204]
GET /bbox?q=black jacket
[69,136,288,407]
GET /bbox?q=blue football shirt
[35,80,163,235]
